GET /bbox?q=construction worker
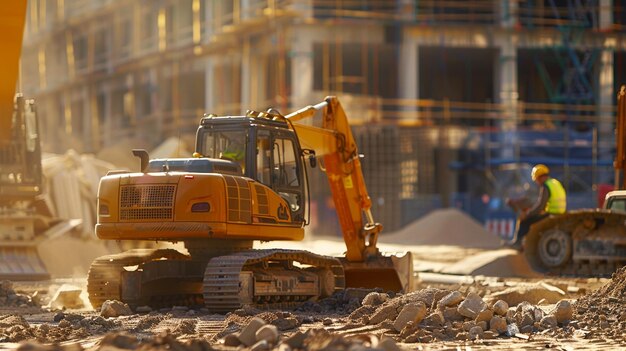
[510,164,567,249]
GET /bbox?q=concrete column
[241,37,251,108]
[497,38,518,125]
[599,0,613,30]
[289,27,314,109]
[399,35,418,121]
[205,58,214,111]
[496,36,518,161]
[500,0,518,28]
[598,47,614,154]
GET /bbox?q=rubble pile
[0,281,39,308]
[220,316,403,351]
[349,288,574,343]
[573,266,626,342]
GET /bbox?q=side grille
[119,184,176,221]
[224,176,251,223]
[254,184,269,215]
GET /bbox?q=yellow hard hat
[531,164,549,181]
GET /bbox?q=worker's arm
[526,184,550,218]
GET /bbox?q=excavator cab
[196,115,307,225]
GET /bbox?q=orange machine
[88,97,413,311]
[0,1,51,280]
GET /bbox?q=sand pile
[383,208,501,248]
[573,266,626,342]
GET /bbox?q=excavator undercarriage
[87,240,346,311]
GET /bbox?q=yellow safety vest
[544,178,566,214]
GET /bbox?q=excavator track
[87,248,192,309]
[88,248,345,312]
[203,249,345,312]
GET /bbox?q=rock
[505,309,516,324]
[276,343,292,351]
[422,311,445,327]
[461,321,474,332]
[369,304,398,325]
[489,315,507,334]
[455,332,469,341]
[442,307,464,322]
[540,315,557,329]
[551,300,573,324]
[135,306,152,313]
[255,324,279,344]
[483,330,498,339]
[345,288,380,303]
[475,308,493,323]
[224,333,242,347]
[469,326,483,339]
[378,337,402,351]
[362,292,388,306]
[476,321,488,331]
[238,317,266,347]
[393,302,427,332]
[49,285,84,310]
[457,292,487,319]
[492,300,509,316]
[322,318,333,326]
[533,307,544,322]
[505,323,520,337]
[53,312,65,322]
[250,340,270,351]
[284,331,306,349]
[100,300,132,318]
[272,317,300,331]
[518,312,534,328]
[438,291,463,307]
[100,332,139,349]
[488,285,564,306]
[520,325,533,334]
[349,305,377,321]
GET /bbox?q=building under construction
[20,0,626,235]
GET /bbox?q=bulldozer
[521,86,626,276]
[87,97,413,311]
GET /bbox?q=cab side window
[256,134,272,185]
[273,138,299,188]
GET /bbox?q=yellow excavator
[88,97,413,311]
[0,1,49,280]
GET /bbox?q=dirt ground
[0,208,623,350]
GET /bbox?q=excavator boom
[286,97,413,292]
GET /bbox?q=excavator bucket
[339,251,414,293]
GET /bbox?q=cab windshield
[201,130,247,162]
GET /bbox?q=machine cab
[196,115,307,224]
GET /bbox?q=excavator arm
[286,96,413,292]
[286,97,381,262]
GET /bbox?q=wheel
[537,229,572,268]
